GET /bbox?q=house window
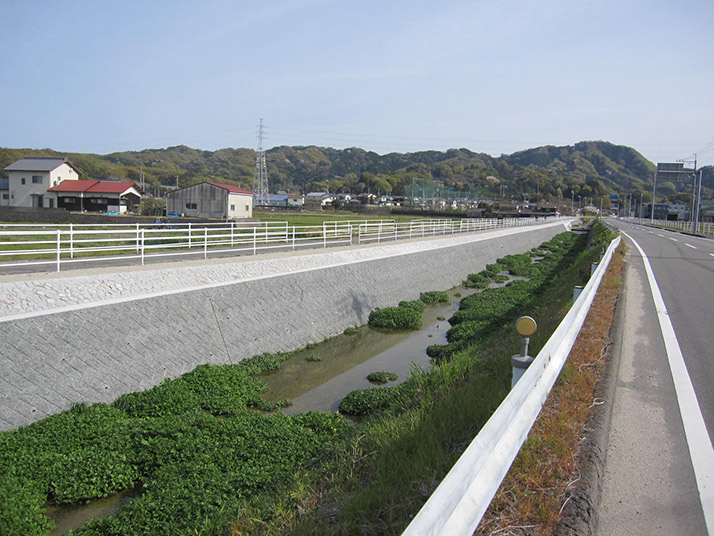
[21,178,26,185]
[32,175,42,184]
[186,203,197,210]
[245,205,250,211]
[230,204,235,211]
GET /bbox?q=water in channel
[261,286,477,414]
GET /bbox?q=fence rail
[621,217,714,236]
[0,217,558,273]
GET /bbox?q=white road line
[710,253,714,258]
[658,233,665,237]
[685,244,698,249]
[626,233,714,534]
[670,237,679,242]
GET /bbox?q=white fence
[622,217,714,236]
[0,217,557,273]
[402,233,622,536]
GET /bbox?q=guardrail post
[323,225,327,248]
[188,223,192,248]
[69,224,74,258]
[253,227,257,255]
[231,221,234,246]
[291,226,296,250]
[135,223,140,253]
[204,227,208,259]
[573,285,583,302]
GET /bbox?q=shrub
[484,263,504,277]
[465,272,490,289]
[419,291,449,304]
[305,355,322,362]
[238,351,294,375]
[398,300,427,312]
[367,371,399,384]
[343,327,359,335]
[369,306,422,329]
[338,387,401,417]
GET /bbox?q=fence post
[292,226,296,250]
[140,230,145,265]
[231,221,234,247]
[204,227,208,259]
[188,223,192,248]
[69,224,74,258]
[323,225,327,248]
[135,223,140,253]
[253,227,257,255]
[56,230,61,272]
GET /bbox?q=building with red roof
[48,179,142,213]
[165,181,254,219]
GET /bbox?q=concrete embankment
[0,221,570,430]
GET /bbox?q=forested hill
[2,140,708,201]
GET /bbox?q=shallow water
[261,287,476,414]
[46,485,141,535]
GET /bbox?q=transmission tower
[253,118,269,205]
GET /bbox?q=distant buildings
[3,157,81,207]
[165,182,253,219]
[3,157,140,213]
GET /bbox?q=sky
[1,0,713,166]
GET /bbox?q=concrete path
[597,235,708,535]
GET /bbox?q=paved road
[598,219,713,535]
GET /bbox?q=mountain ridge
[2,141,710,202]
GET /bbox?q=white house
[0,178,9,206]
[166,182,254,219]
[3,157,81,207]
[48,180,143,213]
[287,192,304,208]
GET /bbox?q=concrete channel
[0,220,572,430]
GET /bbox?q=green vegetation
[338,386,401,417]
[367,372,399,384]
[0,364,349,536]
[305,354,323,362]
[368,305,423,329]
[465,272,491,289]
[419,291,449,304]
[343,327,359,335]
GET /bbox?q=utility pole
[253,118,269,205]
[651,171,657,223]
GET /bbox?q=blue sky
[1,0,713,165]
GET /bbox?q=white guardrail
[403,233,622,536]
[0,217,558,272]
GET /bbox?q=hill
[2,141,709,203]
